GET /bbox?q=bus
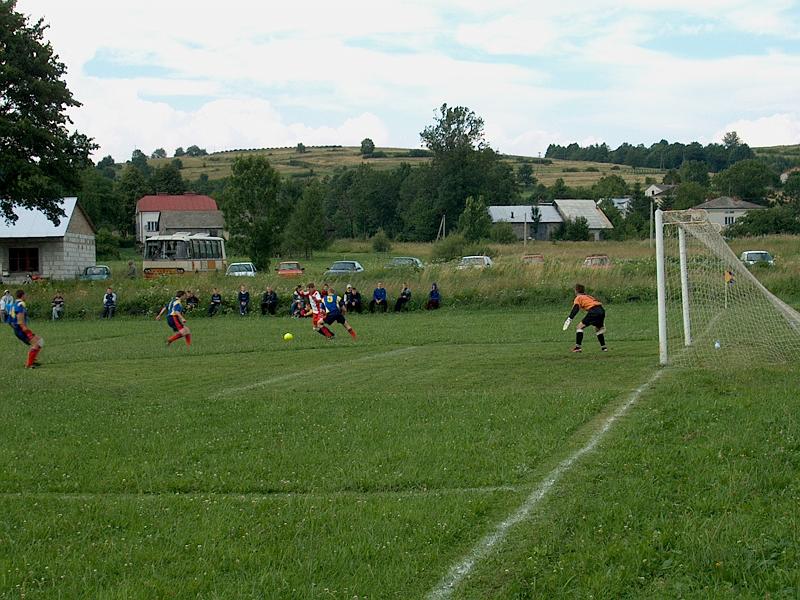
[143,233,227,278]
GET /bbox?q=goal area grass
[1,306,798,598]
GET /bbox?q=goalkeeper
[563,284,608,353]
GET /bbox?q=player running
[563,284,607,353]
[306,283,334,339]
[7,290,44,368]
[322,286,357,339]
[164,291,192,347]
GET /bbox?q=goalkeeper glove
[562,318,572,331]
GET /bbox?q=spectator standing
[238,285,250,316]
[261,287,278,315]
[102,287,117,318]
[369,282,388,313]
[394,283,412,312]
[426,283,441,310]
[1,289,13,324]
[208,288,222,316]
[126,260,137,279]
[51,291,65,320]
[344,285,362,314]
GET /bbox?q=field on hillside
[146,146,666,188]
[1,306,799,598]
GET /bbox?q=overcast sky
[17,0,800,161]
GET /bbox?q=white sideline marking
[210,346,418,399]
[427,369,664,600]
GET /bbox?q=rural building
[553,199,614,240]
[691,197,766,229]
[645,184,677,206]
[0,197,96,281]
[488,205,563,240]
[598,197,632,216]
[135,193,225,243]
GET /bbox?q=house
[487,205,563,240]
[135,193,225,243]
[0,197,96,281]
[691,197,766,229]
[598,197,632,217]
[553,199,614,241]
[645,184,677,206]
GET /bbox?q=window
[724,216,736,225]
[146,221,158,232]
[9,248,39,272]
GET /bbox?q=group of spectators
[16,281,441,321]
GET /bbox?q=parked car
[740,250,774,266]
[276,261,305,278]
[583,255,612,268]
[521,254,545,265]
[457,255,493,269]
[385,256,424,270]
[323,260,365,276]
[226,262,257,277]
[80,265,111,281]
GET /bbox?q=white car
[740,251,774,266]
[457,255,493,269]
[225,262,257,276]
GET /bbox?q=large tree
[712,159,778,204]
[283,181,327,258]
[222,155,281,269]
[458,195,492,242]
[0,0,95,223]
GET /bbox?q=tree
[592,174,628,199]
[0,0,95,223]
[360,138,375,156]
[420,103,485,155]
[283,181,328,259]
[296,142,306,154]
[150,163,185,194]
[150,148,167,159]
[116,165,149,235]
[727,205,800,237]
[671,182,707,210]
[679,160,710,187]
[723,131,742,149]
[555,216,590,241]
[185,144,207,157]
[783,172,800,203]
[712,160,778,203]
[517,162,535,187]
[78,167,121,229]
[130,149,150,176]
[222,155,282,269]
[458,195,492,241]
[174,147,185,157]
[490,222,517,244]
[97,155,115,169]
[662,169,681,185]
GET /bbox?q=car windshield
[280,263,299,270]
[330,262,354,270]
[462,257,484,265]
[391,258,411,265]
[748,252,772,261]
[86,267,105,275]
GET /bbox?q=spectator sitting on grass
[185,290,200,311]
[102,287,117,319]
[426,283,441,310]
[261,287,278,315]
[395,283,412,312]
[344,285,362,313]
[290,285,305,317]
[369,282,388,313]
[51,291,65,320]
[208,288,222,316]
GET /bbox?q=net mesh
[661,210,800,367]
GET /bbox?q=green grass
[1,306,798,598]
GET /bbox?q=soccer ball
[714,340,721,349]
[283,332,294,341]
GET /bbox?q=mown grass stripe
[427,368,665,600]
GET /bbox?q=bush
[584,166,599,172]
[96,228,121,260]
[610,165,621,170]
[431,234,468,262]
[371,229,392,253]
[407,149,433,158]
[490,222,518,244]
[562,167,580,172]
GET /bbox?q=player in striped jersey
[164,291,192,347]
[563,284,607,353]
[7,290,44,368]
[307,283,334,339]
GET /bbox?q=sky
[17,0,800,161]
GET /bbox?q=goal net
[655,209,800,367]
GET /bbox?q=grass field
[1,304,799,598]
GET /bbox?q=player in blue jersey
[7,290,44,368]
[322,286,357,339]
[164,291,192,347]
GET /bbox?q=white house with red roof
[135,193,225,243]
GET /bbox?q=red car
[276,261,305,278]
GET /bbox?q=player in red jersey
[307,283,334,338]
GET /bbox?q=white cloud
[715,113,800,147]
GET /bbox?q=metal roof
[488,205,562,223]
[554,199,614,229]
[0,197,80,238]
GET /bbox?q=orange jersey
[573,293,602,312]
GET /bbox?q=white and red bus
[143,233,227,278]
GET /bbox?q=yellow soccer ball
[283,332,294,341]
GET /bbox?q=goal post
[655,208,800,366]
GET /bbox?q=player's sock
[167,333,182,344]
[185,333,192,347]
[318,326,334,338]
[597,333,606,347]
[575,331,584,346]
[26,347,40,367]
[348,328,356,339]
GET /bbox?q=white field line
[209,346,418,399]
[427,368,665,600]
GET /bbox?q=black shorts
[13,326,33,345]
[581,306,605,328]
[166,315,182,332]
[324,312,346,325]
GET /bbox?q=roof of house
[554,199,614,229]
[693,197,766,210]
[646,184,678,196]
[136,193,218,213]
[0,197,91,239]
[160,211,226,229]
[488,205,562,224]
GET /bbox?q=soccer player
[165,290,191,347]
[563,284,607,353]
[322,286,357,339]
[306,283,334,339]
[8,290,44,368]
